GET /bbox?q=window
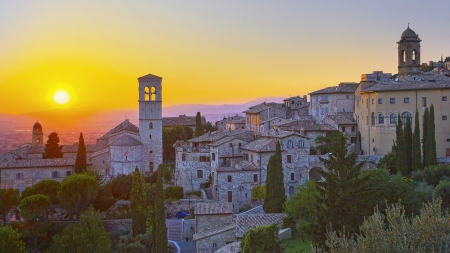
[239,143,241,147]
[372,99,374,104]
[346,95,350,99]
[182,154,186,161]
[66,171,72,177]
[212,153,216,161]
[149,122,153,129]
[443,116,448,120]
[287,140,293,149]
[213,243,217,248]
[371,112,375,126]
[321,108,324,115]
[321,95,328,101]
[52,171,58,178]
[351,126,355,132]
[298,140,305,147]
[102,159,105,164]
[16,173,24,180]
[244,153,249,161]
[197,170,203,179]
[423,97,427,107]
[150,150,153,154]
[390,114,397,124]
[315,109,319,116]
[253,174,258,182]
[378,98,383,104]
[443,96,448,101]
[325,108,328,115]
[351,137,357,143]
[447,148,450,157]
[390,98,396,104]
[378,114,384,124]
[150,162,154,173]
[290,173,295,181]
[251,154,253,162]
[227,175,232,182]
[315,96,318,102]
[341,126,346,132]
[287,155,292,163]
[149,135,152,139]
[35,172,40,179]
[227,191,233,202]
[401,112,413,124]
[404,97,409,104]
[199,156,210,162]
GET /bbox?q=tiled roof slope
[241,138,277,153]
[279,119,335,132]
[325,112,356,125]
[189,129,253,143]
[98,120,139,140]
[310,82,359,94]
[235,213,288,238]
[138,73,162,80]
[110,135,143,146]
[361,79,450,92]
[243,102,285,114]
[61,144,100,153]
[162,115,206,127]
[2,158,76,168]
[195,202,233,215]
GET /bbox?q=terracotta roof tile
[235,213,288,238]
[99,120,139,140]
[2,158,76,168]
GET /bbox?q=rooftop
[310,82,359,95]
[110,135,143,146]
[324,112,356,125]
[162,115,206,127]
[138,73,162,80]
[2,158,76,168]
[98,120,140,140]
[361,77,450,92]
[235,213,288,238]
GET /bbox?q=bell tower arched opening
[397,25,421,76]
[144,87,150,101]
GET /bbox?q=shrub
[164,186,183,199]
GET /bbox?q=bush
[423,164,450,187]
[185,190,201,197]
[164,186,183,200]
[435,179,450,210]
[108,174,132,200]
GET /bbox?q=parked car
[176,210,190,219]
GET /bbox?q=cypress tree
[43,132,63,159]
[412,109,422,171]
[404,116,412,175]
[263,141,285,213]
[426,104,437,166]
[194,112,204,137]
[395,113,407,175]
[74,132,87,174]
[153,174,168,253]
[422,107,429,167]
[131,167,147,237]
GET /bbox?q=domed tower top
[32,121,44,145]
[397,24,421,76]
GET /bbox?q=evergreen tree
[404,116,413,174]
[0,226,26,253]
[57,174,99,218]
[74,132,87,173]
[395,113,407,175]
[153,174,168,253]
[42,132,63,159]
[426,104,437,166]
[194,112,204,137]
[313,132,371,245]
[263,141,285,213]
[412,109,422,171]
[240,223,283,253]
[131,167,148,237]
[422,107,429,167]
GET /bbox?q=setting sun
[53,91,70,104]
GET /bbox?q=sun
[53,91,70,104]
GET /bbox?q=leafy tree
[93,183,117,212]
[314,132,372,245]
[395,113,408,175]
[240,223,283,253]
[412,109,422,171]
[0,188,20,226]
[377,152,396,174]
[194,112,204,137]
[57,174,99,218]
[203,121,218,133]
[0,226,26,253]
[422,107,429,167]
[163,125,193,162]
[42,132,63,159]
[74,132,87,173]
[21,180,60,204]
[251,185,265,203]
[420,163,450,187]
[47,206,112,253]
[426,104,437,166]
[435,180,450,210]
[264,141,285,213]
[84,168,106,185]
[108,174,132,200]
[131,167,148,237]
[445,56,450,62]
[420,62,433,72]
[164,186,183,200]
[117,229,153,253]
[314,135,332,155]
[283,180,319,235]
[153,174,168,253]
[404,115,412,174]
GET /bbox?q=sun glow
[53,91,70,104]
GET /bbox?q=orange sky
[1,1,449,114]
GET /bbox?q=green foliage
[420,164,450,187]
[117,229,153,253]
[435,180,450,210]
[194,112,204,137]
[395,113,408,175]
[200,174,212,189]
[422,107,429,167]
[146,164,173,184]
[404,115,412,174]
[74,132,87,173]
[412,109,422,171]
[58,174,100,217]
[131,167,148,237]
[314,132,372,245]
[313,199,450,253]
[19,194,52,221]
[264,141,286,213]
[42,132,63,159]
[153,175,168,253]
[241,223,283,253]
[47,206,112,253]
[164,186,183,200]
[108,174,133,200]
[426,104,437,166]
[185,190,201,197]
[420,62,433,72]
[0,188,20,226]
[202,121,218,133]
[376,152,396,174]
[21,180,60,204]
[0,226,26,253]
[163,125,193,162]
[84,168,106,185]
[283,180,319,235]
[314,135,331,155]
[251,185,266,202]
[93,183,117,212]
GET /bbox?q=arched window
[287,140,293,149]
[401,112,413,124]
[144,86,150,101]
[378,113,384,124]
[149,122,153,129]
[402,50,406,63]
[371,112,375,126]
[390,113,397,124]
[150,86,156,101]
[289,186,295,197]
[197,170,203,179]
[298,140,305,147]
[412,50,416,61]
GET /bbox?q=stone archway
[309,167,324,181]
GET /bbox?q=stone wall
[196,213,233,234]
[195,227,236,253]
[183,219,196,241]
[0,165,74,190]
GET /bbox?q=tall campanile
[397,25,421,76]
[138,74,163,174]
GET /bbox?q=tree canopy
[240,223,283,253]
[57,174,99,218]
[264,141,285,213]
[0,188,20,226]
[42,132,63,159]
[21,180,60,204]
[74,132,87,173]
[0,226,26,253]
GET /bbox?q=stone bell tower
[32,121,44,145]
[398,25,421,76]
[138,74,163,174]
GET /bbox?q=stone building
[323,112,358,145]
[31,122,44,145]
[216,115,245,131]
[162,114,206,130]
[309,82,359,123]
[244,102,287,133]
[355,27,450,159]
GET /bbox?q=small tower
[32,121,44,145]
[138,74,163,174]
[397,25,421,76]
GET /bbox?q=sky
[1,0,450,114]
